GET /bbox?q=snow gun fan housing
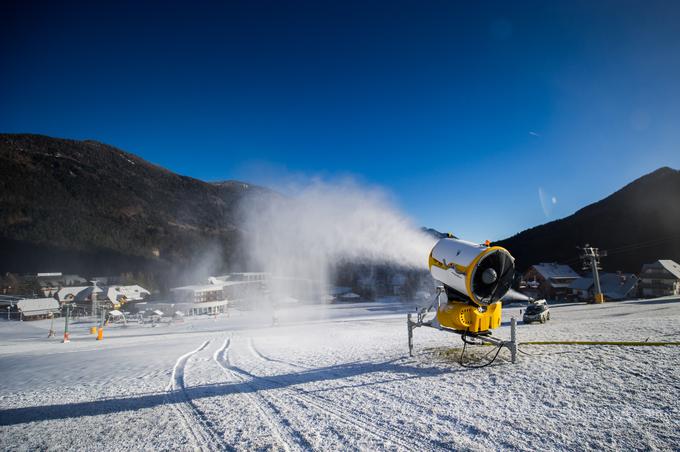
[428,237,515,334]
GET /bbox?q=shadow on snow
[0,359,448,426]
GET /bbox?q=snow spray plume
[503,288,530,302]
[240,180,436,301]
[175,244,224,287]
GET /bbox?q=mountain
[420,227,448,239]
[0,134,269,278]
[2,134,678,283]
[494,167,680,273]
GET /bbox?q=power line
[548,233,680,267]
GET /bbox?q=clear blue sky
[2,0,679,242]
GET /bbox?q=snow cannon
[428,236,515,334]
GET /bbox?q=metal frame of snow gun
[407,286,518,364]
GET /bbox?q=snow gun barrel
[407,236,517,354]
[428,236,515,307]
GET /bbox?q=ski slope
[1,298,679,451]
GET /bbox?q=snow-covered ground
[1,297,680,451]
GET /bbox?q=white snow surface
[1,297,680,451]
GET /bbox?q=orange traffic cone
[96,327,103,341]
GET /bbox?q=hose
[459,329,505,368]
[519,341,680,346]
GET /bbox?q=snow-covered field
[1,298,680,451]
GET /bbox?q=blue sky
[2,0,680,242]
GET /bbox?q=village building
[16,298,60,320]
[33,273,87,297]
[522,263,580,300]
[56,284,150,314]
[638,260,680,297]
[0,295,22,319]
[223,272,268,282]
[0,272,88,297]
[105,285,150,305]
[170,282,229,316]
[569,272,639,301]
[170,274,270,316]
[56,285,104,304]
[92,275,124,285]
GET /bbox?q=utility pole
[47,312,55,338]
[97,306,105,341]
[91,279,98,320]
[63,303,71,343]
[579,244,607,304]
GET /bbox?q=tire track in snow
[213,338,310,452]
[243,338,432,451]
[166,339,232,451]
[250,343,482,449]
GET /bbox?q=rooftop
[569,273,639,300]
[645,260,680,280]
[532,263,580,280]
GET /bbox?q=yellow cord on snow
[519,341,680,346]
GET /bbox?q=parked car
[523,299,550,324]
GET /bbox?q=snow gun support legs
[407,288,442,357]
[407,288,518,364]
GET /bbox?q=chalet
[56,284,150,312]
[639,260,680,298]
[523,263,580,300]
[56,286,103,304]
[34,273,87,297]
[0,272,87,297]
[16,298,60,320]
[568,277,593,301]
[106,285,150,305]
[569,272,638,301]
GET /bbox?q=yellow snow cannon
[428,236,515,334]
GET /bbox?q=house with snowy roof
[638,260,680,298]
[56,285,103,304]
[16,298,60,320]
[56,284,150,312]
[106,285,150,304]
[569,272,639,301]
[522,263,580,300]
[16,273,88,297]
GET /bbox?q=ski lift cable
[547,233,680,267]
